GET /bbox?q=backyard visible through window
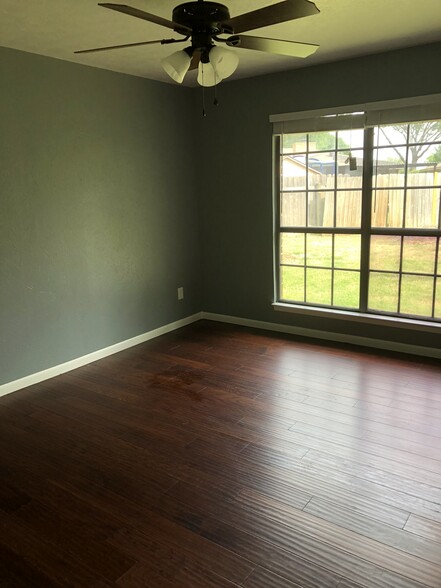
[277,120,441,321]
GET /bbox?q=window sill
[273,303,441,334]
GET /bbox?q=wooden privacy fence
[281,173,440,228]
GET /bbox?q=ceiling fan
[75,0,320,87]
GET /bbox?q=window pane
[404,188,440,229]
[282,156,306,190]
[368,272,399,313]
[308,131,336,152]
[435,279,441,318]
[280,266,304,301]
[308,191,334,227]
[306,233,332,267]
[334,234,361,269]
[336,191,361,227]
[438,241,441,275]
[371,189,404,228]
[409,121,441,144]
[282,133,307,154]
[402,237,436,274]
[374,147,406,187]
[306,268,332,305]
[281,192,306,226]
[308,152,335,189]
[370,235,401,271]
[374,124,408,147]
[407,165,441,187]
[280,233,304,265]
[336,149,363,189]
[337,129,364,150]
[333,270,360,308]
[400,275,434,317]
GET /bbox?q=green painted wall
[199,42,441,350]
[2,42,441,387]
[0,47,201,385]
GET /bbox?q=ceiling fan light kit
[162,44,238,86]
[76,0,320,87]
[198,45,239,87]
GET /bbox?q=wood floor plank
[109,525,254,586]
[116,560,242,587]
[302,448,441,504]
[404,514,441,543]
[291,410,441,457]
[0,543,60,588]
[0,511,115,588]
[173,457,410,529]
[13,498,134,582]
[304,497,441,564]
[200,517,342,588]
[166,480,441,587]
[282,425,441,487]
[1,320,440,588]
[243,566,304,588]
[200,516,427,588]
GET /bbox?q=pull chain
[201,64,207,117]
[202,84,207,117]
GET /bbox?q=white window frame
[271,94,441,332]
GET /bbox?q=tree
[427,144,441,164]
[380,121,441,164]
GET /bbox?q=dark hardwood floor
[1,320,441,587]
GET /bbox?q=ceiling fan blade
[229,35,319,58]
[223,0,319,34]
[75,38,172,54]
[98,3,191,33]
[189,52,201,71]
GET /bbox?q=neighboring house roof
[283,156,322,175]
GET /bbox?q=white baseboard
[0,312,202,398]
[201,312,441,360]
[2,309,438,398]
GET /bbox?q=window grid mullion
[274,135,282,303]
[395,126,410,316]
[303,233,307,302]
[359,128,374,312]
[305,136,309,302]
[432,236,440,318]
[397,236,404,314]
[438,187,441,231]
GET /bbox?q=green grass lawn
[280,233,441,318]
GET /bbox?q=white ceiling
[1,0,441,86]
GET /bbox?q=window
[273,97,441,323]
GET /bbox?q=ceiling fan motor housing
[172,2,233,34]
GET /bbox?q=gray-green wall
[199,42,441,350]
[2,42,441,387]
[0,47,201,385]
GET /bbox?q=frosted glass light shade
[209,46,239,80]
[197,62,218,87]
[197,47,239,87]
[161,50,192,84]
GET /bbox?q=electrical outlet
[177,287,184,300]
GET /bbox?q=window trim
[270,93,441,130]
[272,95,441,328]
[272,302,441,334]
